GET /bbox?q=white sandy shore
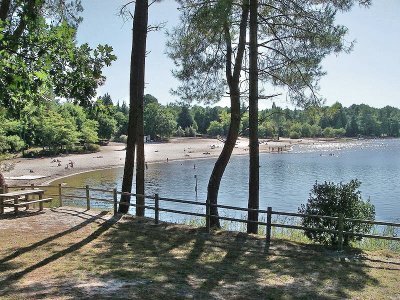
[3,137,314,186]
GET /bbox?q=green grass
[180,215,400,253]
[0,208,399,299]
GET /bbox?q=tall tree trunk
[119,0,148,213]
[136,96,145,216]
[207,2,249,228]
[247,0,259,234]
[0,0,11,22]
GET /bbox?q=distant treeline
[1,93,399,155]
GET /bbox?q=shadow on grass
[70,221,383,298]
[0,210,108,265]
[0,211,120,296]
[1,217,389,299]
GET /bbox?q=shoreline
[2,137,348,186]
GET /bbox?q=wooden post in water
[113,188,118,216]
[155,193,159,224]
[4,184,8,193]
[58,183,63,207]
[338,213,344,251]
[266,207,272,244]
[86,185,90,210]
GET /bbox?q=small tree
[299,179,375,247]
[81,119,99,149]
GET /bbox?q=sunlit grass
[0,208,399,299]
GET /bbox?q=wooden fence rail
[3,184,399,250]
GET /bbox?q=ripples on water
[54,139,400,222]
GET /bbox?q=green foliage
[207,121,224,137]
[0,1,116,115]
[85,143,100,152]
[38,110,80,150]
[81,119,99,146]
[96,114,117,140]
[114,111,128,136]
[177,106,194,129]
[299,180,375,247]
[0,92,399,156]
[0,133,10,153]
[259,122,274,138]
[175,126,185,137]
[5,135,25,152]
[144,101,177,139]
[184,126,197,137]
[114,134,128,144]
[289,131,300,139]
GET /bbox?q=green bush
[0,135,10,153]
[86,143,100,152]
[6,135,26,152]
[298,179,375,247]
[114,135,128,143]
[289,131,300,139]
[207,121,224,137]
[22,149,44,158]
[175,126,185,137]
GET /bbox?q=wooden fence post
[338,213,344,251]
[86,185,90,210]
[4,184,9,193]
[155,193,159,224]
[58,183,63,207]
[266,207,272,244]
[206,198,210,233]
[113,188,118,216]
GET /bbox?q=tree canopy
[0,0,116,116]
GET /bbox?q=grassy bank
[0,208,399,299]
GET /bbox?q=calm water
[53,139,400,222]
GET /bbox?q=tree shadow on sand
[2,217,396,299]
[0,210,120,297]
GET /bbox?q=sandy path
[2,137,304,186]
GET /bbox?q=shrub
[298,179,375,247]
[0,135,10,153]
[114,135,128,144]
[289,131,300,139]
[207,121,224,137]
[175,126,185,137]
[184,126,196,137]
[86,143,100,152]
[6,135,26,152]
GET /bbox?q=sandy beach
[2,137,310,186]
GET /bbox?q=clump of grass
[353,225,400,253]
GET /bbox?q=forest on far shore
[1,93,399,156]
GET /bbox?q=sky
[76,0,400,109]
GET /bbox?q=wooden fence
[2,183,399,250]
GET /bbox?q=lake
[53,138,400,222]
